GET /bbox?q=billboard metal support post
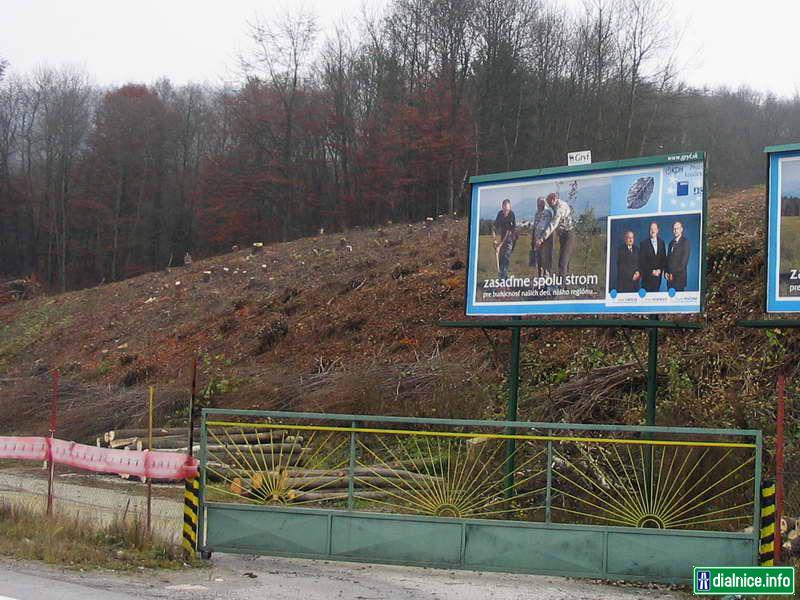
[504,325,521,499]
[644,316,659,500]
[646,316,659,427]
[440,317,702,504]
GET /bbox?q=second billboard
[466,153,706,315]
[766,144,800,312]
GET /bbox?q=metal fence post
[753,431,763,566]
[545,438,553,523]
[348,421,357,510]
[198,410,208,557]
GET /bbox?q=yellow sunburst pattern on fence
[550,443,756,530]
[203,424,352,505]
[353,434,547,519]
[201,420,757,532]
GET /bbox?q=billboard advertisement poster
[465,153,706,316]
[766,145,800,312]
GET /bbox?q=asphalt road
[0,469,687,599]
[0,555,686,600]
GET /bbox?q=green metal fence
[198,409,762,583]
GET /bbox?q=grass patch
[475,232,606,302]
[0,300,71,373]
[0,500,197,571]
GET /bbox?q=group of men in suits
[615,221,690,293]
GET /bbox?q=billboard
[766,144,800,312]
[465,153,706,316]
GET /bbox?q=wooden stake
[46,369,60,516]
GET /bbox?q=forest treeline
[2,0,800,291]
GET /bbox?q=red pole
[188,355,197,458]
[46,369,60,516]
[775,374,785,564]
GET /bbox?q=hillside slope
[1,187,796,455]
[0,215,488,437]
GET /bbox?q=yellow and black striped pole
[183,477,200,557]
[760,479,776,566]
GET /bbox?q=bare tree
[32,66,94,290]
[241,5,319,241]
[615,0,671,154]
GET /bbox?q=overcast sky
[2,0,796,97]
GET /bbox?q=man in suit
[665,221,690,291]
[639,222,667,292]
[616,230,641,293]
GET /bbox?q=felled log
[286,489,390,502]
[225,479,390,503]
[206,429,290,444]
[143,435,187,449]
[205,457,306,479]
[378,458,440,470]
[104,427,197,443]
[250,474,416,491]
[152,430,288,449]
[466,436,489,461]
[784,528,800,557]
[203,442,306,455]
[109,436,140,449]
[275,467,439,482]
[216,465,440,483]
[781,516,797,533]
[151,442,305,455]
